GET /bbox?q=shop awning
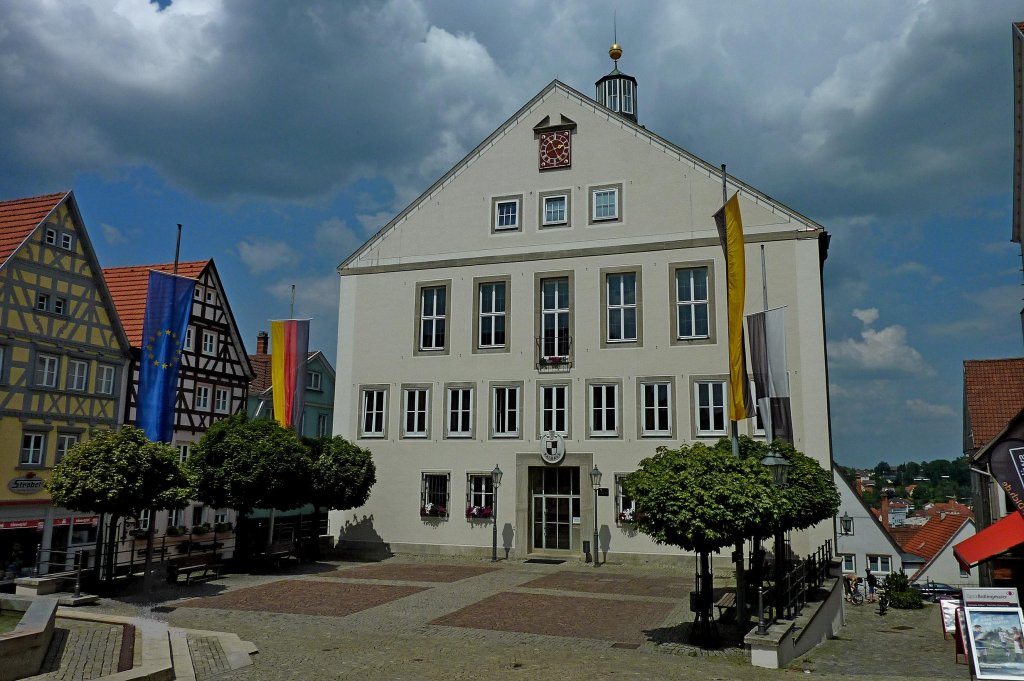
[955,512,1024,570]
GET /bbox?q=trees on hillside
[47,426,189,582]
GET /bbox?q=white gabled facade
[330,75,835,563]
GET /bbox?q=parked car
[911,581,962,602]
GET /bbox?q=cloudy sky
[1,0,1020,468]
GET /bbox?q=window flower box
[213,522,233,533]
[465,505,493,519]
[420,503,448,518]
[539,356,567,367]
[618,509,644,523]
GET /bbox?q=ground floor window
[867,554,891,574]
[840,554,855,573]
[615,474,636,522]
[421,472,450,518]
[466,473,494,519]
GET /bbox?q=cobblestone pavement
[77,555,963,681]
[30,618,123,681]
[187,634,230,681]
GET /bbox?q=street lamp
[590,465,602,567]
[491,464,503,562]
[762,448,791,622]
[840,512,853,536]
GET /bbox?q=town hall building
[330,47,835,563]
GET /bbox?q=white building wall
[834,468,904,578]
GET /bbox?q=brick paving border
[522,570,693,597]
[178,579,428,617]
[329,562,500,583]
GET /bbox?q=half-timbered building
[0,191,131,576]
[104,259,254,535]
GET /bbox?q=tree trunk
[142,518,156,596]
[690,550,719,646]
[310,505,322,560]
[104,515,120,584]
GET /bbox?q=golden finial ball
[609,43,622,61]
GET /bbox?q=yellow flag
[714,193,753,421]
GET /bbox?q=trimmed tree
[622,442,777,644]
[47,426,189,583]
[186,414,312,557]
[305,436,377,557]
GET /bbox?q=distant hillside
[838,457,971,507]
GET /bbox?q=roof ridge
[103,259,210,272]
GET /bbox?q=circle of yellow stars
[145,329,183,369]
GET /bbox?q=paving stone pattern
[33,619,122,681]
[188,635,230,681]
[80,555,967,681]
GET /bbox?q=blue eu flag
[136,271,196,443]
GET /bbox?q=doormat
[524,558,565,565]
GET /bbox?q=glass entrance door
[529,466,580,551]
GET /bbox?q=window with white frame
[592,187,619,221]
[467,473,494,517]
[404,387,429,437]
[168,508,185,529]
[540,384,568,435]
[606,272,637,342]
[184,326,194,351]
[640,382,671,436]
[590,383,618,436]
[97,365,115,395]
[540,277,570,358]
[202,330,216,355]
[192,505,205,527]
[419,286,447,351]
[54,298,67,315]
[307,371,322,391]
[478,282,506,348]
[867,555,892,574]
[205,289,216,304]
[492,385,519,437]
[543,194,568,226]
[215,387,229,413]
[494,199,519,230]
[45,228,57,245]
[421,472,450,517]
[695,381,726,436]
[138,508,152,531]
[21,432,45,466]
[53,434,74,465]
[36,354,59,388]
[36,292,50,312]
[176,444,190,463]
[615,474,636,522]
[195,385,211,411]
[61,232,73,250]
[750,380,765,435]
[676,267,710,339]
[361,388,387,437]
[622,80,635,114]
[214,509,228,524]
[447,387,473,437]
[193,286,203,300]
[841,554,856,573]
[68,359,89,392]
[317,413,329,437]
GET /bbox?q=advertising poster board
[964,588,1020,608]
[965,606,1024,680]
[940,598,960,637]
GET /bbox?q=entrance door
[529,466,580,551]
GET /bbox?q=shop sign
[8,476,44,494]
[0,519,44,530]
[963,587,1020,608]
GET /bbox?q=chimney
[256,331,268,355]
[881,494,891,530]
[855,478,863,497]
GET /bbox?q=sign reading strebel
[8,477,45,494]
[540,432,566,465]
[989,438,1024,516]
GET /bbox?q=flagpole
[760,244,773,444]
[722,164,741,458]
[290,284,296,318]
[173,224,182,275]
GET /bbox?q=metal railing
[535,336,573,371]
[756,539,833,634]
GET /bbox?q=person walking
[865,568,878,603]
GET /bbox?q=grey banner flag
[746,308,793,443]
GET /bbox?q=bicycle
[846,579,865,605]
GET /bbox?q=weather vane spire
[609,11,621,66]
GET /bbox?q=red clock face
[539,131,571,169]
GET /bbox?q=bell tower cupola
[595,39,638,123]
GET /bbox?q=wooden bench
[167,556,223,584]
[262,541,296,568]
[715,592,737,621]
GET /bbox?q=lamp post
[840,512,853,536]
[762,449,791,622]
[590,465,602,567]
[491,464,503,562]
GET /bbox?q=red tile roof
[248,350,319,392]
[919,501,974,519]
[0,192,68,266]
[898,513,972,573]
[102,261,209,347]
[888,525,921,547]
[964,358,1024,451]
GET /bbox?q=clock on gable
[539,130,571,170]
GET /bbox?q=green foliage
[724,436,840,537]
[621,442,778,553]
[187,414,312,514]
[47,426,189,519]
[305,436,377,511]
[881,570,923,609]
